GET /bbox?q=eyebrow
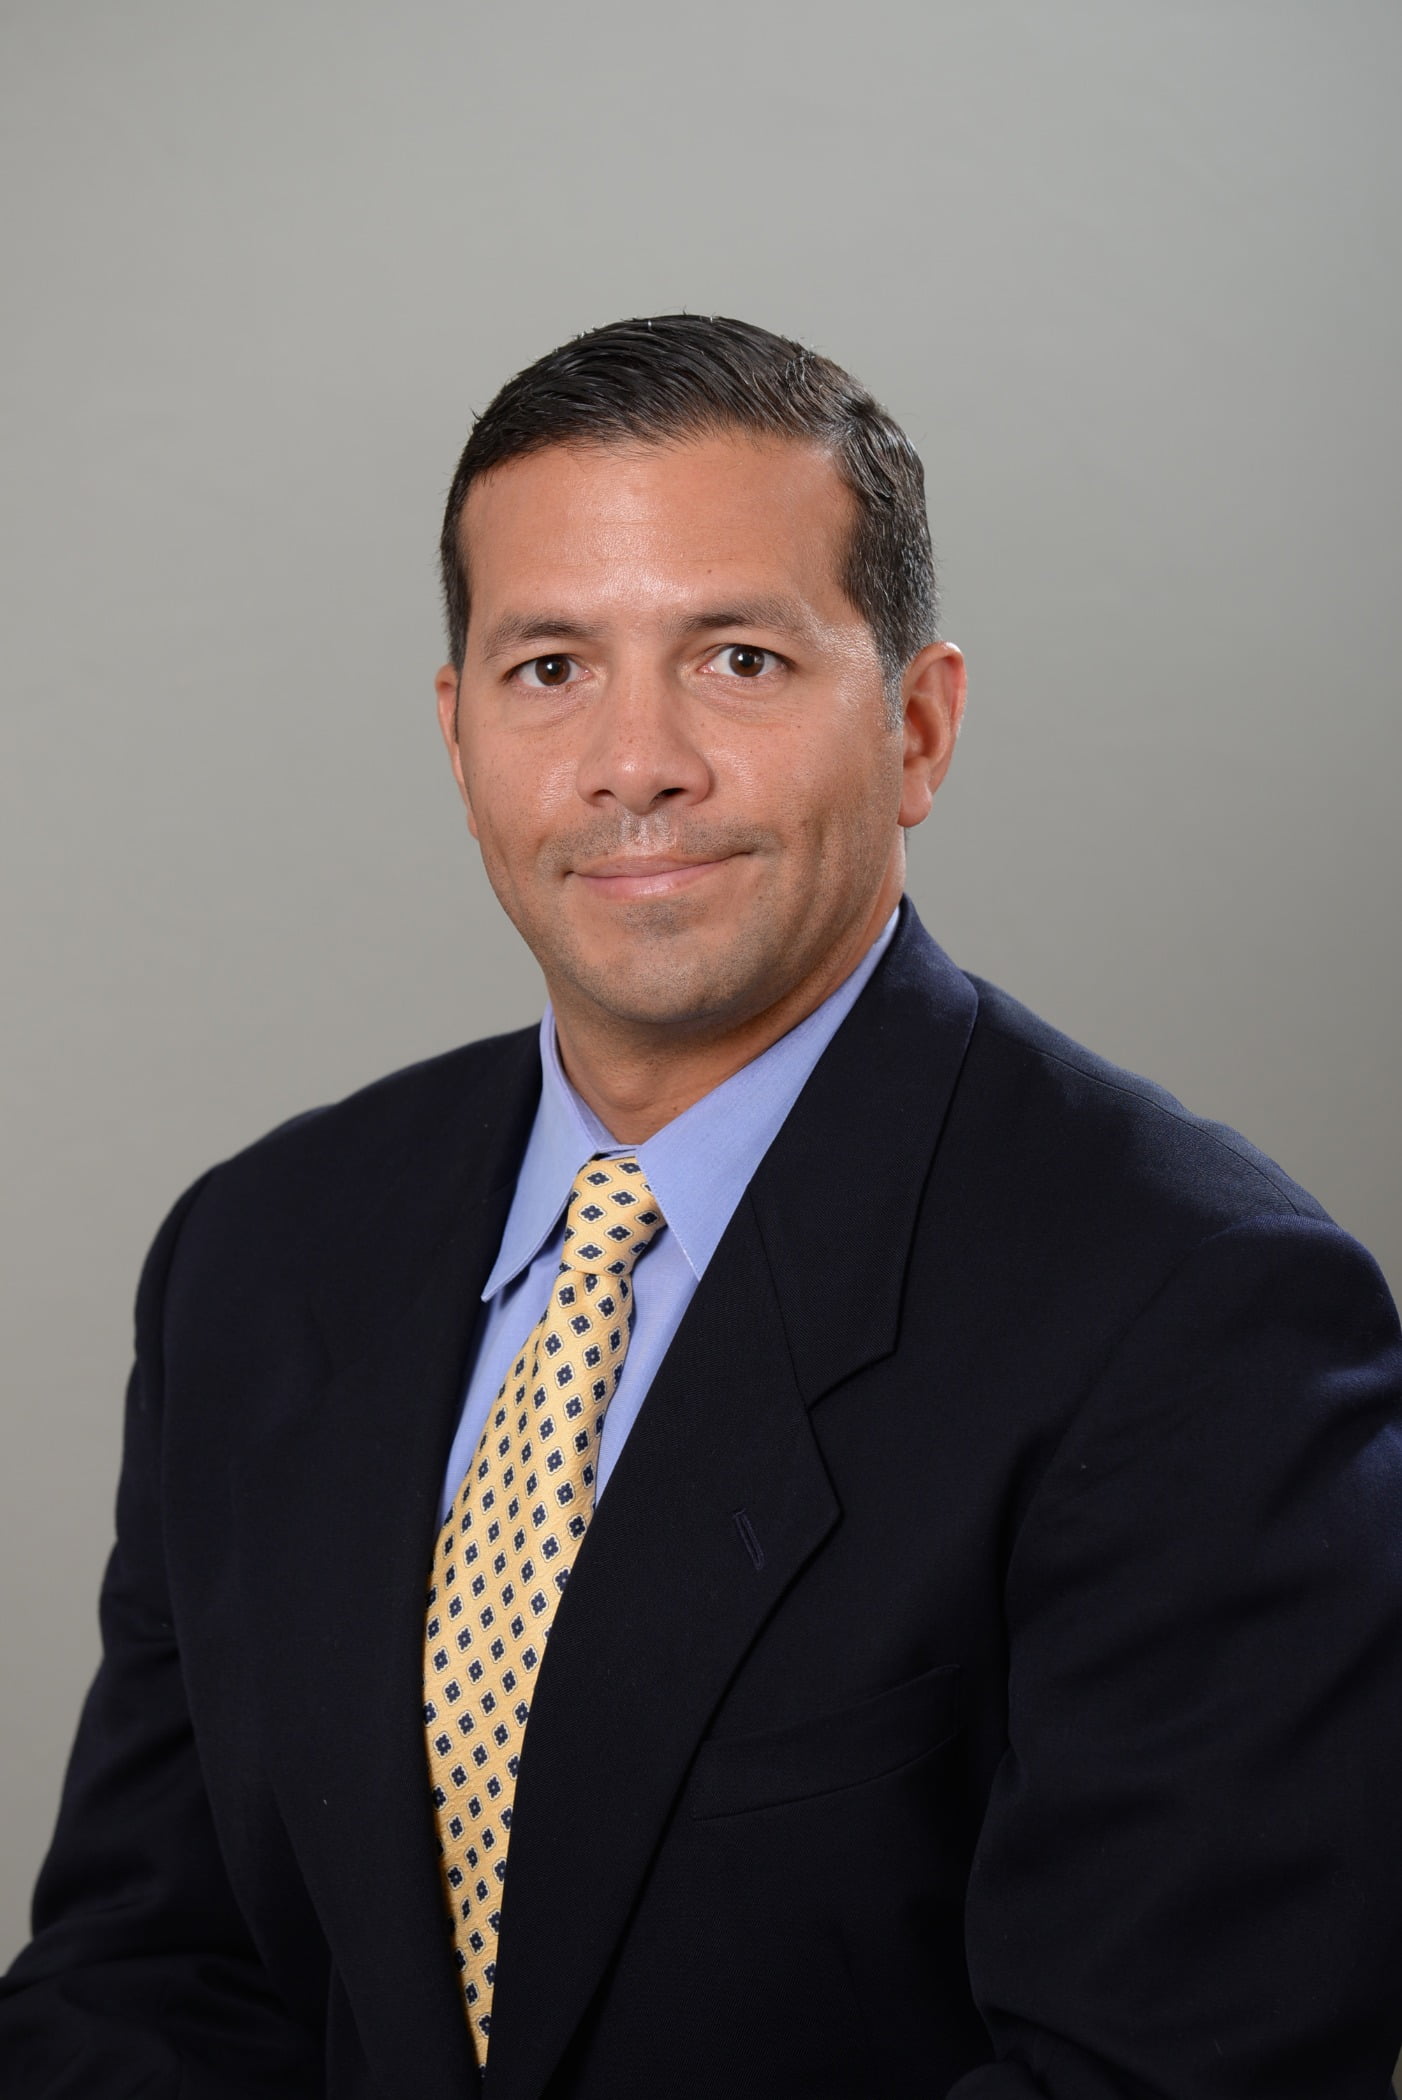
[479,595,821,662]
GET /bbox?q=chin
[567,940,772,1033]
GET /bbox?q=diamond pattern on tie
[423,1153,664,2065]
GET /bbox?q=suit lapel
[482,905,980,2100]
[233,1032,541,2098]
[749,903,979,1404]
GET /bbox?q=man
[3,314,1400,2099]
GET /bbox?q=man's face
[437,431,961,1045]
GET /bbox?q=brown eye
[721,645,774,678]
[530,655,572,686]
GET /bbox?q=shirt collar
[480,907,900,1299]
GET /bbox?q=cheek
[729,723,894,849]
[464,743,567,864]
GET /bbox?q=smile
[569,857,734,901]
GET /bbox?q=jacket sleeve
[0,1178,324,2100]
[950,1212,1402,2100]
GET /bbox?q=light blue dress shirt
[438,909,899,1523]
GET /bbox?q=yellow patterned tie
[423,1153,665,2063]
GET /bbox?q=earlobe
[898,642,966,830]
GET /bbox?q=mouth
[568,854,736,901]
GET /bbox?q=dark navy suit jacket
[4,904,1401,2097]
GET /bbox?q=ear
[435,663,479,838]
[896,642,966,831]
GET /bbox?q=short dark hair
[438,314,938,696]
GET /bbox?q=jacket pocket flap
[687,1661,962,1819]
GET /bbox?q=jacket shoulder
[956,972,1331,1234]
[150,1027,542,1334]
[211,1025,540,1196]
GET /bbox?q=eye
[709,645,782,679]
[514,654,580,688]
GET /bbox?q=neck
[550,880,901,1145]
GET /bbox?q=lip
[569,855,734,900]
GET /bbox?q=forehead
[457,432,860,627]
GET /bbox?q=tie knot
[561,1155,664,1277]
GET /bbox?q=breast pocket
[686,1662,963,1820]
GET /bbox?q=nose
[573,659,711,817]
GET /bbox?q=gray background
[2,0,1399,2057]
